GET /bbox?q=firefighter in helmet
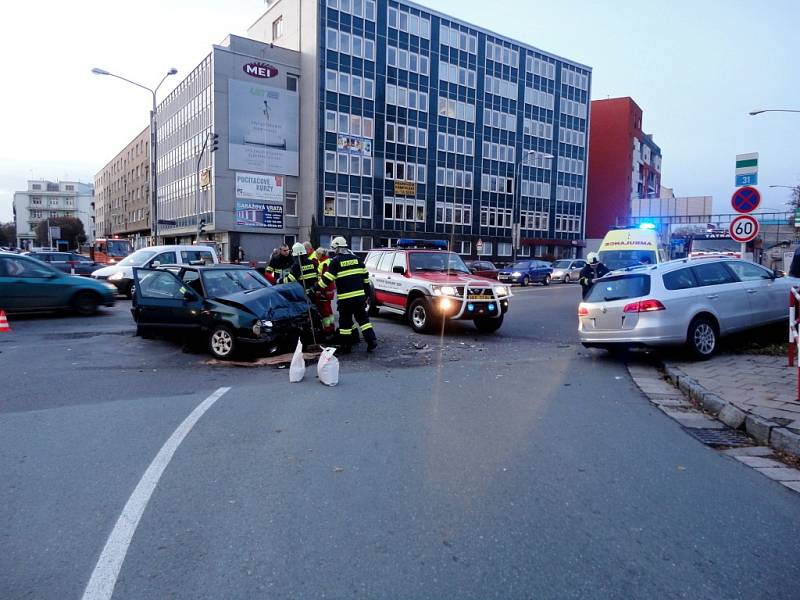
[319,236,377,353]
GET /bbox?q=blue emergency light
[638,222,656,230]
[395,238,448,249]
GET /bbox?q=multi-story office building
[13,180,95,249]
[94,126,151,246]
[585,97,662,251]
[249,0,592,259]
[154,35,301,262]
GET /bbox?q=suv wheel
[474,315,503,333]
[542,275,551,286]
[408,298,438,334]
[209,325,237,359]
[687,316,718,360]
[366,289,380,316]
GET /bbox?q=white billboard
[235,172,284,203]
[228,80,299,176]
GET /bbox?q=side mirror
[392,265,406,275]
[151,260,161,268]
[773,269,785,279]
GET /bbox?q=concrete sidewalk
[663,354,800,458]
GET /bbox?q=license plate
[468,294,493,300]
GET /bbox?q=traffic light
[198,219,206,234]
[209,133,220,153]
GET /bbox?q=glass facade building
[307,0,591,258]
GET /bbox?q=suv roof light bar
[395,238,448,249]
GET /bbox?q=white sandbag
[317,347,339,386]
[289,338,306,382]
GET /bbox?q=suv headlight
[252,320,273,335]
[495,285,510,296]
[512,271,522,277]
[432,285,459,296]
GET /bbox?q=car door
[370,251,393,305]
[0,255,68,310]
[689,262,751,333]
[385,251,410,309]
[147,251,178,268]
[572,261,586,278]
[133,268,202,330]
[726,260,787,325]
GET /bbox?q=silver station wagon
[579,258,793,359]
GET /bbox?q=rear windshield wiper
[603,296,628,302]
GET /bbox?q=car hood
[213,282,309,321]
[92,264,128,277]
[411,272,500,285]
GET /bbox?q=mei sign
[243,62,279,79]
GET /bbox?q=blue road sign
[731,186,761,214]
[735,173,758,187]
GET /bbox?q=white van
[597,227,669,271]
[91,244,218,298]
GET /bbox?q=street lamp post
[92,67,177,246]
[512,150,554,261]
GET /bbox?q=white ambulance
[597,226,669,271]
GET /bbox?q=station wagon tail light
[623,299,665,313]
[578,306,589,317]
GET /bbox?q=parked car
[93,244,218,298]
[579,257,794,359]
[497,260,553,286]
[131,264,316,359]
[464,260,500,279]
[24,251,101,276]
[0,253,116,315]
[550,259,586,283]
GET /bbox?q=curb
[662,362,800,462]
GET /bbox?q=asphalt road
[2,283,800,599]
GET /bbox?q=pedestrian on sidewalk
[579,252,609,299]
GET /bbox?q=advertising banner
[393,181,417,196]
[228,79,299,175]
[235,200,284,229]
[235,173,284,203]
[337,135,372,156]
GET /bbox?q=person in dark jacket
[579,252,610,299]
[285,242,320,295]
[265,244,293,284]
[319,236,377,353]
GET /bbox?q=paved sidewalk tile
[734,456,786,468]
[755,467,800,482]
[720,446,774,457]
[781,481,800,493]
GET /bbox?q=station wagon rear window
[585,274,651,302]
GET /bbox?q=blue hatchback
[497,260,553,286]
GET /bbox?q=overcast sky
[1,0,798,224]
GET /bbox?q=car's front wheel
[125,281,135,300]
[72,291,99,316]
[474,315,503,333]
[542,275,551,286]
[521,276,530,287]
[686,316,718,360]
[407,298,439,334]
[209,325,237,359]
[563,274,571,284]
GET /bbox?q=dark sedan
[132,264,317,359]
[24,251,101,276]
[497,260,553,286]
[464,260,500,280]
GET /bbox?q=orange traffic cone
[0,310,10,332]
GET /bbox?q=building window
[350,236,373,251]
[456,241,472,255]
[480,174,514,194]
[287,75,298,92]
[387,7,431,38]
[272,16,284,40]
[383,197,426,223]
[436,168,473,190]
[437,97,476,122]
[285,192,297,216]
[477,241,494,256]
[438,60,476,88]
[387,46,429,76]
[497,242,512,257]
[435,202,472,225]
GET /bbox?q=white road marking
[81,386,231,600]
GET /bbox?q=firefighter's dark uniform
[285,254,319,294]
[320,251,377,351]
[265,252,293,283]
[579,262,609,299]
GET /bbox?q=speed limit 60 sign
[729,214,760,243]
